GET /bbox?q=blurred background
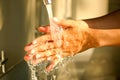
[0,0,120,80]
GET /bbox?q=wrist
[87,28,100,48]
[80,20,100,48]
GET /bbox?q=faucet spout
[43,0,52,5]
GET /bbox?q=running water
[46,4,63,47]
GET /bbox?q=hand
[24,19,98,71]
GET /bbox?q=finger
[24,53,34,61]
[27,41,55,54]
[24,34,52,51]
[46,51,73,72]
[46,61,55,72]
[47,54,57,61]
[33,34,52,44]
[31,48,69,60]
[25,48,58,63]
[46,58,60,72]
[24,42,38,51]
[60,51,74,57]
[32,57,47,65]
[31,53,57,65]
[38,26,50,33]
[24,51,46,61]
[34,49,58,58]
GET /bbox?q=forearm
[89,29,120,47]
[83,9,120,47]
[85,9,120,29]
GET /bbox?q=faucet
[43,0,52,5]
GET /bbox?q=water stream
[46,4,63,47]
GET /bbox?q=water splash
[27,57,73,80]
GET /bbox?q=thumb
[37,26,50,33]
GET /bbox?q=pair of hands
[24,19,95,71]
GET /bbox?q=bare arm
[83,9,120,47]
[85,9,120,29]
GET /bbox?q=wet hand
[24,19,96,71]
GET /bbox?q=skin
[24,9,120,71]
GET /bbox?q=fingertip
[24,46,29,51]
[24,54,32,61]
[38,27,45,32]
[38,26,50,33]
[24,42,35,51]
[46,62,54,72]
[24,45,33,51]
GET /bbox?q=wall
[0,0,36,79]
